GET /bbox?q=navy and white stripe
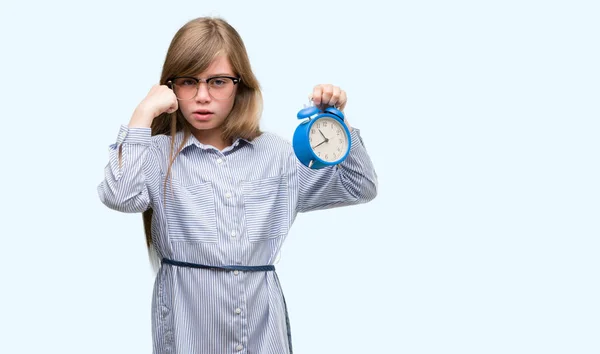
[98,124,378,353]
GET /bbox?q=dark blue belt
[161,257,293,353]
[162,258,275,272]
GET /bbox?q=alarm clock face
[309,117,349,162]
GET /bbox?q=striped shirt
[97,124,378,353]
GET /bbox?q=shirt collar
[174,130,256,153]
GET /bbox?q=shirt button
[231,231,237,237]
[235,308,242,314]
[233,270,239,276]
[216,158,223,164]
[236,344,243,351]
[225,192,232,199]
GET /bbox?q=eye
[209,77,232,87]
[181,79,197,86]
[173,78,197,86]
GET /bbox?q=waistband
[162,258,276,272]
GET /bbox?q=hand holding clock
[309,84,352,132]
[293,84,353,169]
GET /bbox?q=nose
[194,82,211,102]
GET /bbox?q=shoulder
[145,134,179,162]
[247,131,294,161]
[150,133,172,147]
[147,134,171,153]
[252,131,292,149]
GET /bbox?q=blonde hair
[141,17,263,258]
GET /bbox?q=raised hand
[309,84,347,110]
[129,84,179,128]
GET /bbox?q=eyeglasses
[167,76,240,100]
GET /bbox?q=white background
[1,1,598,353]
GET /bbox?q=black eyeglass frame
[166,76,241,100]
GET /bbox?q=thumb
[166,102,178,114]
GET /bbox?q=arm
[98,84,177,213]
[295,84,378,212]
[97,125,154,213]
[297,127,378,212]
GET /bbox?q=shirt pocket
[242,175,289,242]
[164,178,218,243]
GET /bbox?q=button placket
[217,153,246,351]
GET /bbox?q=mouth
[192,110,214,121]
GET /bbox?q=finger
[328,86,342,108]
[337,90,347,111]
[320,84,334,107]
[311,85,323,106]
[167,97,178,114]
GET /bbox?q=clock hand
[318,129,329,142]
[311,139,327,149]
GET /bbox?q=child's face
[178,55,237,138]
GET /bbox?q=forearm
[297,128,378,212]
[97,125,153,213]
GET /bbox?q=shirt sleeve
[296,128,378,213]
[97,124,155,213]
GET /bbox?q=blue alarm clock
[292,104,352,169]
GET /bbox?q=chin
[184,112,225,132]
[188,120,220,132]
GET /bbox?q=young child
[98,16,378,354]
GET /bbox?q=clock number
[311,129,315,134]
[337,129,341,136]
[339,138,343,144]
[325,154,329,160]
[317,152,321,157]
[323,121,327,127]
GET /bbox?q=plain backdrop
[1,1,598,353]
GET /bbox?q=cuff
[110,125,152,149]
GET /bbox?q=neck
[192,128,230,151]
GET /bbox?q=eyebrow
[195,73,236,78]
